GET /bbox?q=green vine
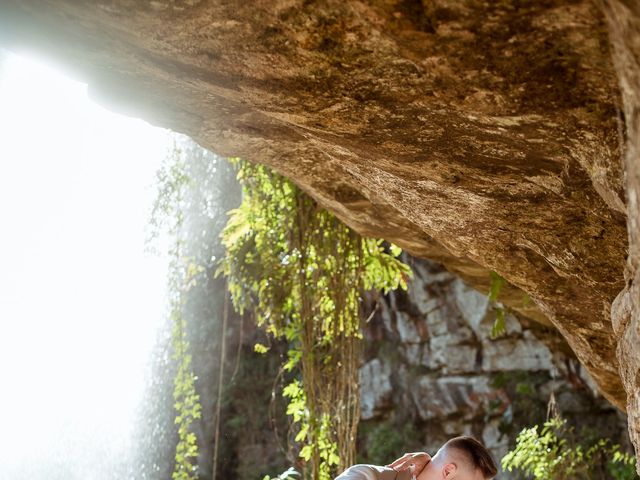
[150,140,203,480]
[170,263,203,480]
[219,161,410,480]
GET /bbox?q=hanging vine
[170,256,203,480]
[149,140,203,480]
[219,161,410,480]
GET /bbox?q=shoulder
[334,465,399,480]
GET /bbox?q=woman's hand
[386,452,432,477]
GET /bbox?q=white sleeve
[334,465,381,480]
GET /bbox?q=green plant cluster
[171,279,203,480]
[219,160,410,480]
[220,162,409,339]
[150,141,203,480]
[502,417,638,480]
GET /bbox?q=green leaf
[488,271,505,302]
[491,307,506,339]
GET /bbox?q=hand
[386,452,432,477]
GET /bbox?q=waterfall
[132,137,241,480]
[0,51,178,479]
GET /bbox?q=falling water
[0,51,184,479]
[0,50,242,480]
[131,138,241,480]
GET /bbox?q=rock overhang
[0,0,631,413]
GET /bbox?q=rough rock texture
[358,259,630,476]
[210,257,631,479]
[603,0,640,469]
[0,0,636,453]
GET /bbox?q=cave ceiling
[0,0,634,411]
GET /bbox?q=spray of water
[0,51,171,479]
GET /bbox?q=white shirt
[335,465,412,480]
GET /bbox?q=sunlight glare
[0,51,172,473]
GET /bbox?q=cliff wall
[358,259,629,475]
[0,0,637,462]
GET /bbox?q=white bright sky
[0,51,173,475]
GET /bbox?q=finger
[393,453,431,472]
[388,457,417,471]
[386,453,413,469]
[387,452,432,470]
[386,456,408,469]
[412,453,431,465]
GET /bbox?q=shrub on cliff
[502,417,637,479]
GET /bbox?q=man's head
[416,436,498,480]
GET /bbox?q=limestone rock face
[359,359,393,421]
[0,0,637,455]
[359,259,629,475]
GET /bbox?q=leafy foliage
[219,161,410,480]
[502,417,638,480]
[149,139,204,480]
[171,289,203,480]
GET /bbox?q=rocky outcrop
[0,0,637,458]
[359,259,630,474]
[603,0,640,469]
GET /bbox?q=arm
[335,465,396,480]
